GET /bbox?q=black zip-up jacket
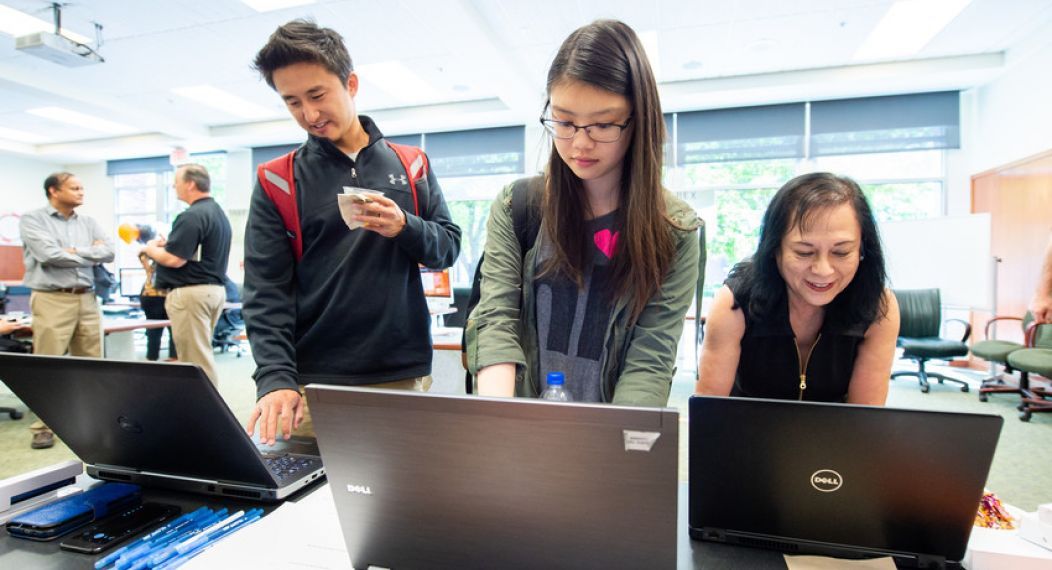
[243,116,462,398]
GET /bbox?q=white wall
[969,19,1052,174]
[1,155,65,214]
[65,162,115,234]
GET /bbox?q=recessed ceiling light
[0,5,92,44]
[240,0,316,12]
[0,126,47,143]
[854,0,973,61]
[27,107,135,135]
[745,38,777,53]
[172,85,274,120]
[357,61,440,105]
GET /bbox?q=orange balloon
[118,223,140,244]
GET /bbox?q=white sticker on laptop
[623,430,661,452]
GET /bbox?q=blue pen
[96,507,211,569]
[156,509,263,569]
[104,509,216,570]
[114,510,224,570]
[149,509,242,567]
[117,509,227,570]
[125,509,227,570]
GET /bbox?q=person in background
[244,20,461,444]
[468,20,702,406]
[19,171,114,449]
[1031,234,1052,324]
[696,172,900,404]
[142,163,231,386]
[138,251,177,361]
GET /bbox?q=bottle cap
[546,372,565,386]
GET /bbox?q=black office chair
[891,288,971,393]
[212,309,245,357]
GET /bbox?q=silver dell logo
[810,469,843,492]
[346,484,373,495]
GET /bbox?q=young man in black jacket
[245,20,461,445]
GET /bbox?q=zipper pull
[351,166,357,181]
[799,374,807,391]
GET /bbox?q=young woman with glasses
[466,19,703,406]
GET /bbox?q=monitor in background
[420,267,453,310]
[119,267,147,298]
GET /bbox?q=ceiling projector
[15,32,104,67]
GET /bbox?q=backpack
[461,176,543,393]
[256,141,428,261]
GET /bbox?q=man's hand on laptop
[246,389,304,445]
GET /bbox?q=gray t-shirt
[534,211,619,402]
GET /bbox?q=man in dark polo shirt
[143,163,232,385]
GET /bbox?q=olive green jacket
[466,181,704,407]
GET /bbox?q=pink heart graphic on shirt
[593,229,620,259]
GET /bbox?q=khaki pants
[30,290,102,431]
[166,285,225,387]
[291,376,433,438]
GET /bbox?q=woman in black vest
[696,172,900,404]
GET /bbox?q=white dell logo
[346,484,373,495]
[810,469,843,492]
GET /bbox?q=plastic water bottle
[540,372,572,402]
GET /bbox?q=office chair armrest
[1024,322,1051,348]
[945,318,972,343]
[984,316,1023,340]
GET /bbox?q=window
[665,93,957,299]
[427,127,526,285]
[109,153,228,270]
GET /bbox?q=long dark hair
[729,172,889,328]
[542,19,674,323]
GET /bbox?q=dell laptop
[689,396,1003,568]
[306,385,679,570]
[0,353,324,502]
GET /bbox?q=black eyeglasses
[539,116,633,143]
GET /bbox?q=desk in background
[431,326,465,395]
[1,314,171,361]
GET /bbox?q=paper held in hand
[338,187,384,230]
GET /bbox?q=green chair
[891,288,971,393]
[1005,321,1052,422]
[972,313,1032,402]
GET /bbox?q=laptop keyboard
[262,453,318,481]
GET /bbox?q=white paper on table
[183,483,351,570]
[784,554,896,569]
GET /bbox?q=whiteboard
[880,213,992,310]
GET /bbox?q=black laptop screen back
[0,353,275,486]
[308,386,679,570]
[688,396,1002,562]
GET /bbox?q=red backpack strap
[385,141,426,216]
[256,151,303,262]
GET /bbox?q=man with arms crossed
[20,172,114,449]
[244,20,461,445]
[143,163,231,386]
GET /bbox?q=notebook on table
[0,353,324,502]
[688,395,1003,569]
[306,385,680,570]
